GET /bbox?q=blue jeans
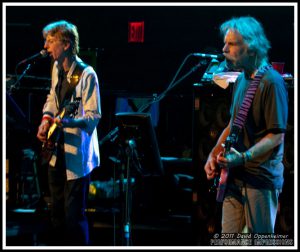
[222,184,280,233]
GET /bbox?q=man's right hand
[37,120,50,143]
[204,154,219,180]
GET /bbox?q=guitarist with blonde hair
[204,16,288,234]
[36,20,101,245]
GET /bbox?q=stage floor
[5,202,194,247]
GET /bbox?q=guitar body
[216,166,229,202]
[46,111,65,144]
[215,137,233,202]
[40,122,62,166]
[40,98,81,165]
[40,142,55,166]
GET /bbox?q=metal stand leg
[16,149,41,208]
[120,139,139,246]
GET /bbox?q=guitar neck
[58,108,66,119]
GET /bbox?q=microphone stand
[10,63,32,93]
[99,53,207,146]
[6,63,33,132]
[121,138,141,246]
[138,59,206,112]
[99,53,209,246]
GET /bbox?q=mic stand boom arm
[99,53,206,146]
[138,54,206,112]
[10,63,33,93]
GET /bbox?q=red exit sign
[128,21,144,43]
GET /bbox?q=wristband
[243,150,253,163]
[41,115,53,124]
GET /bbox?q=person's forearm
[243,133,284,162]
[61,117,87,129]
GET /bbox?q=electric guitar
[40,98,81,165]
[212,136,234,202]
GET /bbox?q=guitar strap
[228,64,273,143]
[68,61,88,94]
[59,61,88,109]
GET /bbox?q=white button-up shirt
[43,56,101,180]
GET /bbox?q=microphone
[18,49,48,65]
[192,53,224,60]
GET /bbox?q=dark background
[5,4,295,246]
[6,5,294,90]
[5,4,295,153]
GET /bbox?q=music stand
[115,112,163,245]
[116,112,163,176]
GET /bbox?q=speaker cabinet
[192,83,232,244]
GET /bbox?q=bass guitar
[40,97,81,165]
